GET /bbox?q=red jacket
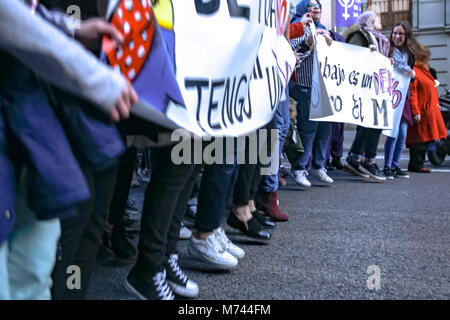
[406,63,448,146]
[289,21,305,39]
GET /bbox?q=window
[361,0,412,30]
[414,0,445,28]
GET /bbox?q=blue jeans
[0,242,9,299]
[260,89,290,192]
[196,163,238,232]
[1,192,60,300]
[384,119,408,168]
[290,85,331,170]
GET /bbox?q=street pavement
[86,138,450,300]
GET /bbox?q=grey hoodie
[0,0,125,112]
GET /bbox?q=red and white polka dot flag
[103,0,155,81]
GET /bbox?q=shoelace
[299,170,309,177]
[168,254,187,284]
[207,233,225,253]
[215,228,232,250]
[153,270,174,300]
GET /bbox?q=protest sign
[103,0,295,137]
[382,72,411,138]
[309,23,409,132]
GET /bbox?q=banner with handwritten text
[309,24,409,133]
[104,0,295,137]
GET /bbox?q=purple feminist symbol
[338,0,355,20]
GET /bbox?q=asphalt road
[86,155,450,300]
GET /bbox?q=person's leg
[64,164,119,300]
[392,120,408,168]
[363,128,382,161]
[107,146,138,259]
[51,166,95,300]
[409,146,427,171]
[0,242,10,299]
[349,125,369,159]
[311,122,332,169]
[164,164,200,298]
[259,98,287,193]
[166,165,202,256]
[344,125,370,177]
[359,128,385,180]
[290,86,316,170]
[9,189,61,300]
[127,144,197,300]
[189,163,239,269]
[310,122,333,183]
[330,123,344,160]
[108,146,137,229]
[384,136,397,169]
[133,145,195,274]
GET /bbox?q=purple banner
[335,0,361,27]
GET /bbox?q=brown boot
[255,191,288,221]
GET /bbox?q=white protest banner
[382,72,411,138]
[106,0,295,137]
[309,23,397,130]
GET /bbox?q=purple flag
[335,0,361,27]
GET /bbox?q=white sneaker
[213,227,245,259]
[290,170,311,187]
[188,233,238,269]
[310,168,334,184]
[179,222,192,240]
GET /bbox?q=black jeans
[108,146,137,231]
[51,163,118,300]
[133,144,199,274]
[232,132,263,206]
[408,146,426,170]
[233,164,262,206]
[349,126,382,160]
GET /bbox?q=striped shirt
[290,26,314,88]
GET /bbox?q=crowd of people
[0,0,447,300]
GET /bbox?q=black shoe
[360,161,387,182]
[392,166,410,178]
[251,210,276,229]
[227,213,271,241]
[331,157,344,170]
[343,157,370,178]
[111,231,137,260]
[164,254,199,298]
[126,268,174,300]
[383,167,394,180]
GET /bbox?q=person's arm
[290,26,312,53]
[0,0,127,114]
[408,74,421,122]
